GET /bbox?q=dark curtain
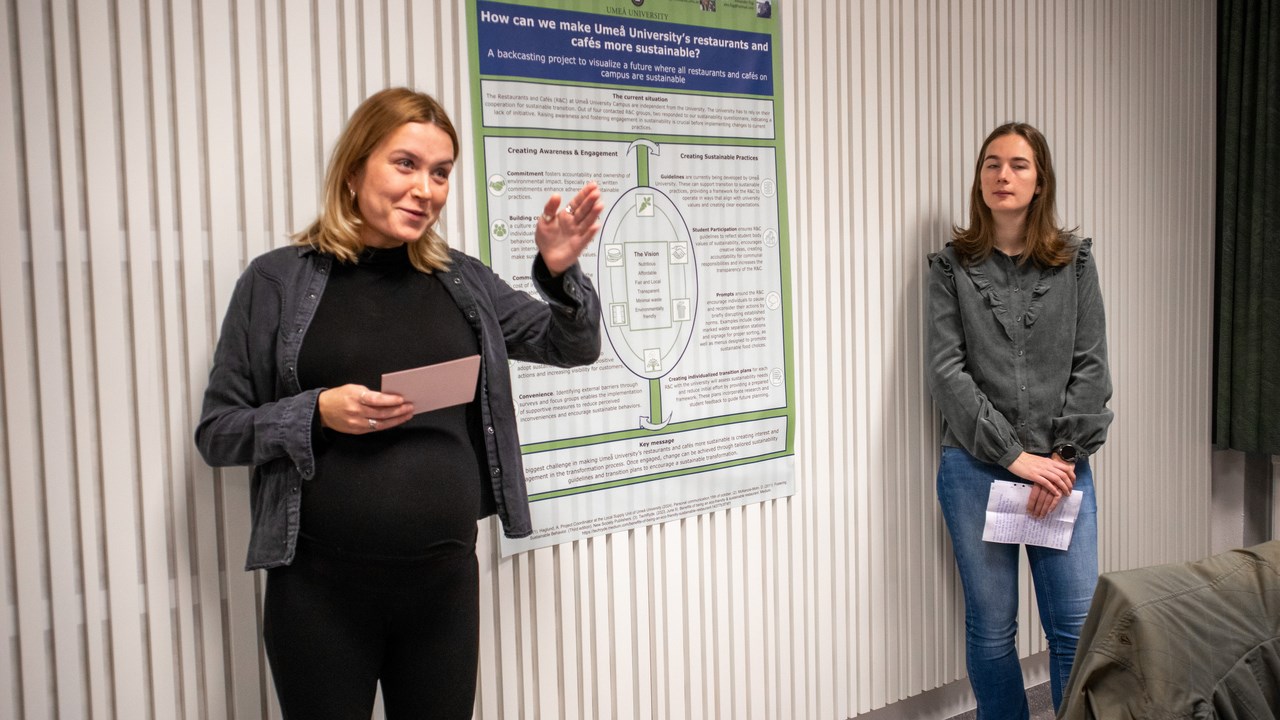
[1215,0,1280,454]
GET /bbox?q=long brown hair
[951,122,1075,268]
[293,88,459,273]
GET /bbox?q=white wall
[1212,450,1280,553]
[0,1,1215,718]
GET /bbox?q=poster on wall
[467,0,794,555]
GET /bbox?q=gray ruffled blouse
[926,237,1113,468]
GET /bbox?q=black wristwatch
[1053,443,1078,463]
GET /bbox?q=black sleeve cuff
[310,402,331,452]
[532,254,576,306]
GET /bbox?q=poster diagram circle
[596,186,698,380]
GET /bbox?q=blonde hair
[951,122,1075,268]
[293,88,459,273]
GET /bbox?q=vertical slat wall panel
[0,0,1216,718]
[116,0,180,712]
[76,0,151,717]
[1,0,46,715]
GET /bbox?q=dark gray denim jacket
[195,244,601,570]
[926,237,1113,467]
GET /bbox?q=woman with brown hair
[927,122,1113,718]
[196,87,603,718]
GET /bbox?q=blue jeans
[936,446,1098,719]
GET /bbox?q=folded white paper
[982,480,1083,551]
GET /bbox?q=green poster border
[466,0,794,502]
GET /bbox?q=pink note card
[380,355,481,415]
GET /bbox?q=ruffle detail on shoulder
[1073,237,1094,279]
[927,248,954,278]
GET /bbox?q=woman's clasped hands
[1007,452,1077,518]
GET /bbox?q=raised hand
[535,181,605,276]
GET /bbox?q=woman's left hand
[536,181,605,276]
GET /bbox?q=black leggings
[263,541,480,719]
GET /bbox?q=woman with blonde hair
[927,122,1113,718]
[196,87,604,718]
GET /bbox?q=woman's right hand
[535,182,605,276]
[317,384,414,434]
[1007,452,1076,517]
